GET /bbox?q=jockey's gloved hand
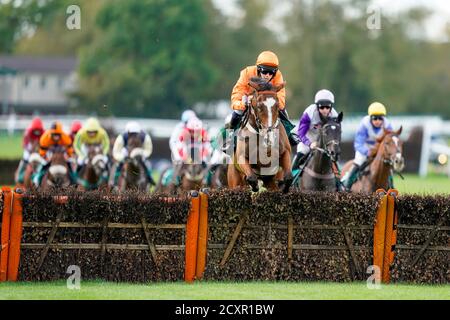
[121,148,128,159]
[310,142,318,150]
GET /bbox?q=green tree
[77,0,218,118]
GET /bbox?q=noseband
[248,90,280,133]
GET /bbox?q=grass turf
[395,173,450,194]
[0,281,448,300]
[0,133,23,159]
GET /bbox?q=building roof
[0,56,77,74]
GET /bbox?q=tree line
[1,0,449,119]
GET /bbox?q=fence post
[373,189,387,280]
[7,187,24,281]
[196,189,209,280]
[382,189,399,283]
[184,190,200,283]
[0,187,12,282]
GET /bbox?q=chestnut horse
[41,145,71,190]
[227,78,293,192]
[77,144,109,190]
[341,127,405,193]
[157,146,207,194]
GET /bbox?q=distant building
[0,56,77,115]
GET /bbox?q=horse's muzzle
[393,153,405,172]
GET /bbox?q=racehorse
[341,127,405,193]
[40,145,71,190]
[208,163,228,189]
[77,144,109,190]
[117,134,150,191]
[15,140,43,188]
[227,77,293,192]
[157,146,208,194]
[296,113,344,191]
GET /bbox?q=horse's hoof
[246,176,258,192]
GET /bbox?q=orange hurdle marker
[7,188,24,281]
[184,191,200,283]
[0,187,12,282]
[196,190,209,280]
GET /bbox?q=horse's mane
[249,77,276,92]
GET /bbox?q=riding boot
[291,152,308,171]
[388,174,394,189]
[279,109,300,146]
[16,159,28,184]
[142,159,156,186]
[112,162,124,187]
[76,163,85,174]
[222,111,244,152]
[32,163,49,187]
[67,162,77,185]
[170,163,183,186]
[341,164,360,191]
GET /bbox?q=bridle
[248,90,280,133]
[314,122,341,163]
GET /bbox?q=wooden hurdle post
[7,188,24,281]
[196,189,209,280]
[373,188,399,284]
[184,191,201,283]
[0,187,13,282]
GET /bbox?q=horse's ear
[337,112,344,123]
[396,126,403,136]
[273,82,286,92]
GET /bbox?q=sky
[212,0,450,42]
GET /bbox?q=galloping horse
[157,145,208,194]
[297,113,344,191]
[15,141,43,188]
[77,144,108,190]
[227,77,293,192]
[118,134,150,191]
[40,145,71,190]
[341,127,405,193]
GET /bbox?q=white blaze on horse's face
[263,97,276,128]
[260,97,277,147]
[392,136,405,172]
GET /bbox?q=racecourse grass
[0,281,448,300]
[395,173,450,194]
[0,133,23,159]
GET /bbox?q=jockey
[223,51,299,151]
[110,121,155,187]
[171,117,210,185]
[292,89,339,170]
[169,109,197,163]
[73,117,110,174]
[33,121,76,186]
[177,117,210,164]
[70,120,83,142]
[341,102,393,190]
[16,117,45,184]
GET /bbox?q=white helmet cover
[314,89,335,105]
[125,121,141,133]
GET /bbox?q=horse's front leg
[236,142,259,192]
[277,150,293,193]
